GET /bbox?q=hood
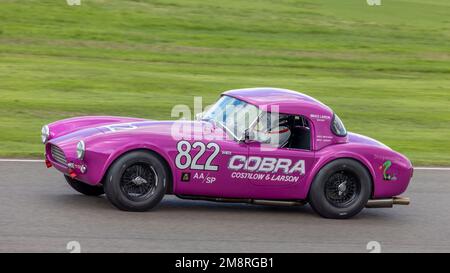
[96,120,219,138]
[50,119,221,146]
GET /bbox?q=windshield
[202,96,259,140]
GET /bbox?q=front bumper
[45,143,104,185]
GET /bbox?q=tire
[308,159,372,219]
[65,175,105,196]
[103,150,168,211]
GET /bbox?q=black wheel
[103,150,168,211]
[308,159,372,219]
[65,175,104,196]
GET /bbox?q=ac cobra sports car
[42,88,412,219]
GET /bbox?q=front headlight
[41,125,50,144]
[76,141,86,160]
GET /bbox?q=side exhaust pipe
[251,199,306,206]
[176,195,306,207]
[365,196,410,208]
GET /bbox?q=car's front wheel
[308,159,372,219]
[65,175,105,196]
[104,151,168,211]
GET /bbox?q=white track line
[414,167,450,171]
[0,159,449,170]
[0,159,44,163]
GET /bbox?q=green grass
[0,0,449,165]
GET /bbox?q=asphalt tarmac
[0,161,449,252]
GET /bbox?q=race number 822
[175,141,220,171]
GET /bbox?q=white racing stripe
[0,159,449,171]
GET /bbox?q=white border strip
[0,159,449,170]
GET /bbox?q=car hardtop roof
[221,87,333,117]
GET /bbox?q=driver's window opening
[252,113,311,150]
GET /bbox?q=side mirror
[242,129,257,144]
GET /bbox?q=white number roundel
[175,141,219,171]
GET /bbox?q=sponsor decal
[231,172,300,183]
[228,155,305,174]
[316,135,333,142]
[310,114,331,122]
[181,172,190,182]
[228,155,305,183]
[379,160,397,181]
[175,142,305,184]
[193,172,216,184]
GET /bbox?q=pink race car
[42,88,412,219]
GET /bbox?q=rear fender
[302,152,376,199]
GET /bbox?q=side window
[251,113,311,150]
[285,115,311,150]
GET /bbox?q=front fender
[101,143,174,183]
[82,134,176,187]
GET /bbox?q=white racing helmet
[266,126,291,147]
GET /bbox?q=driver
[253,114,291,147]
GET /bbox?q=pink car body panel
[44,88,413,200]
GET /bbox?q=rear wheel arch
[101,148,174,194]
[307,157,374,218]
[308,157,374,198]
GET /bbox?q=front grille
[50,145,67,166]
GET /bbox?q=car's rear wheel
[104,151,168,211]
[308,159,372,219]
[65,175,104,196]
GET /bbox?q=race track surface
[0,162,449,253]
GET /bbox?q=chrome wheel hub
[132,176,148,186]
[120,163,158,201]
[325,171,360,208]
[338,181,347,196]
